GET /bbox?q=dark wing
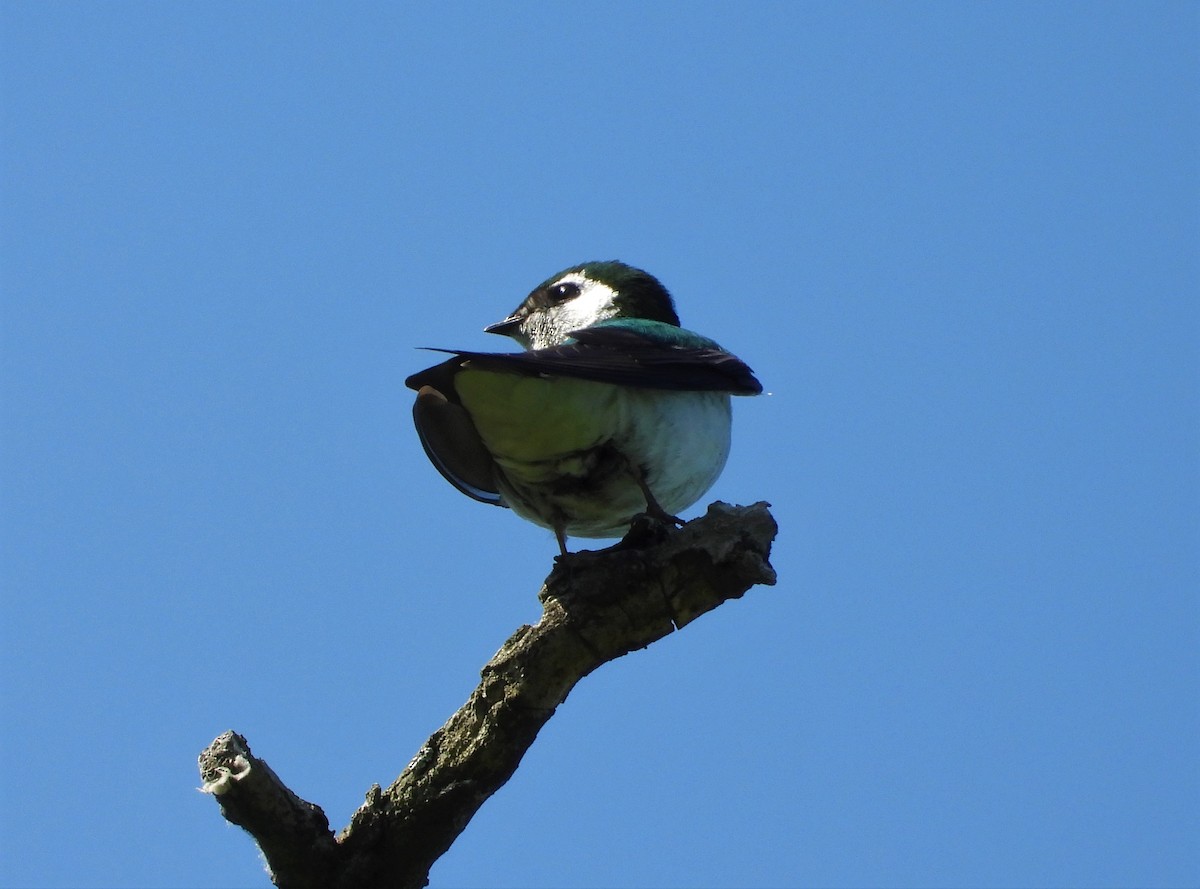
[408,322,762,395]
[408,357,505,507]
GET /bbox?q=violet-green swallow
[405,260,761,555]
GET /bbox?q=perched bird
[405,260,761,555]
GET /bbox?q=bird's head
[484,260,680,350]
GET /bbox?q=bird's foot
[616,509,679,551]
[551,509,683,566]
[642,502,684,529]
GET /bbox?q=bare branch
[199,501,778,889]
[198,731,338,888]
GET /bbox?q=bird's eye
[549,282,581,303]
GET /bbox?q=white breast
[619,389,732,518]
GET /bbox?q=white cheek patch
[519,273,621,349]
[558,278,619,331]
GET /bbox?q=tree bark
[198,501,778,889]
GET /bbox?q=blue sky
[2,3,1197,887]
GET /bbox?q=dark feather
[406,324,762,396]
[411,384,504,506]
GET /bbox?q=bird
[404,260,762,555]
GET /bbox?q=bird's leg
[547,506,575,558]
[627,460,684,528]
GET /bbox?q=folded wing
[409,320,762,396]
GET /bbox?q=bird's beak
[483,315,521,337]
